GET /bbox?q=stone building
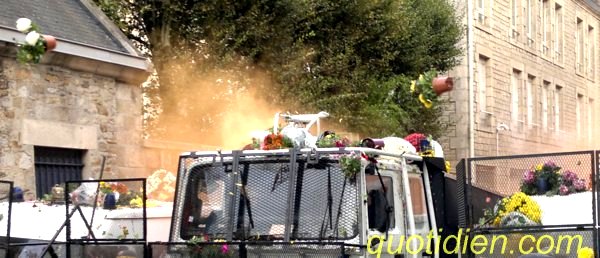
[442,0,600,172]
[0,0,152,199]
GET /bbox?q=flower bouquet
[520,161,562,196]
[316,132,350,148]
[339,152,362,183]
[14,18,56,64]
[479,192,542,228]
[520,161,588,196]
[189,235,235,258]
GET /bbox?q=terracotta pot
[42,35,57,52]
[432,76,453,96]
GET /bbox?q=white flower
[25,31,40,46]
[16,18,32,32]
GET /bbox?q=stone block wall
[444,0,600,174]
[0,57,146,198]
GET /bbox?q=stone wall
[444,0,600,173]
[0,57,145,198]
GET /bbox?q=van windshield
[179,158,360,241]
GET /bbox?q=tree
[94,0,463,144]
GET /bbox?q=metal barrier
[0,180,13,257]
[456,150,599,258]
[147,241,349,258]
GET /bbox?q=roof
[0,0,132,55]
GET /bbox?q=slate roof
[0,0,130,55]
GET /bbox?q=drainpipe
[467,0,475,158]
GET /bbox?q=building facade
[442,0,600,171]
[0,0,152,199]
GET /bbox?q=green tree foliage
[94,0,463,141]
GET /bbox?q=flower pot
[103,192,117,210]
[432,76,453,96]
[536,178,549,194]
[42,35,57,52]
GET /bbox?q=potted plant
[14,18,57,64]
[520,161,562,196]
[409,70,454,109]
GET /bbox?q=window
[541,0,551,57]
[511,0,521,40]
[577,94,584,136]
[34,146,84,198]
[542,81,550,129]
[588,25,596,79]
[477,56,491,113]
[476,0,493,27]
[525,0,535,46]
[577,18,585,74]
[366,175,395,232]
[511,69,523,122]
[526,75,536,125]
[554,85,563,132]
[554,3,563,64]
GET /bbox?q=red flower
[404,133,426,152]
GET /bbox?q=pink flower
[559,185,570,195]
[574,179,587,191]
[221,244,229,254]
[562,170,577,183]
[523,170,535,184]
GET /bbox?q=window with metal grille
[34,146,84,198]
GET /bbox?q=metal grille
[466,151,595,228]
[234,160,292,240]
[291,161,359,240]
[34,146,84,197]
[177,153,359,242]
[455,158,468,228]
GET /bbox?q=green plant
[188,236,234,258]
[339,152,361,182]
[409,71,439,109]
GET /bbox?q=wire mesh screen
[468,229,594,258]
[180,163,238,240]
[291,161,359,240]
[466,151,595,228]
[233,159,292,240]
[175,152,360,243]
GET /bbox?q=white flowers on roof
[24,31,40,46]
[16,18,32,32]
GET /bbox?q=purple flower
[523,170,535,184]
[562,170,577,183]
[544,160,557,168]
[559,185,570,195]
[574,178,587,191]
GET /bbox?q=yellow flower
[410,80,416,93]
[578,247,594,258]
[418,74,424,81]
[418,94,433,109]
[536,164,543,171]
[445,161,451,172]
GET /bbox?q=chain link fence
[456,150,598,258]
